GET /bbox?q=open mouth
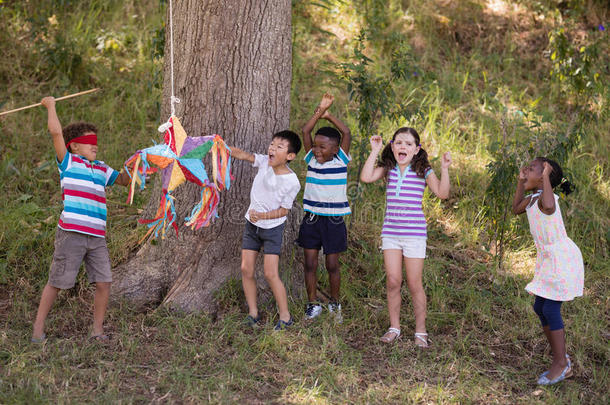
[269,153,275,161]
[398,152,407,159]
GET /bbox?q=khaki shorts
[49,228,112,289]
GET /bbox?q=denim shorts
[381,236,427,259]
[297,213,347,255]
[49,228,112,289]
[242,221,285,255]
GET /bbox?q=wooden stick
[0,88,101,117]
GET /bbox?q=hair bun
[560,179,574,195]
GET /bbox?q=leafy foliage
[547,26,607,103]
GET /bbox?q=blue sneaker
[274,317,294,331]
[244,314,261,328]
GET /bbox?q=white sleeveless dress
[524,194,584,301]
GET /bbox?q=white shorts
[381,236,427,259]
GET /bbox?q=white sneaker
[328,302,342,324]
[304,302,323,319]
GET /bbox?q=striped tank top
[381,164,432,239]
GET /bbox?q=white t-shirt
[244,154,301,229]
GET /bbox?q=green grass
[1,0,609,403]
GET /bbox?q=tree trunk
[111,0,302,313]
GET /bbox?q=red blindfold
[66,133,97,148]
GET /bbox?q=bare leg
[325,253,341,302]
[263,254,290,322]
[33,284,60,339]
[92,282,110,336]
[241,249,259,318]
[404,257,427,344]
[545,329,569,379]
[383,249,403,330]
[303,249,319,302]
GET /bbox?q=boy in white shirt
[229,130,302,330]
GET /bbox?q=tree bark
[112,0,302,313]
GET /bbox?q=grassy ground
[1,0,609,403]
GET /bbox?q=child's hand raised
[370,135,383,152]
[542,161,553,177]
[41,97,56,109]
[319,93,334,111]
[441,152,452,169]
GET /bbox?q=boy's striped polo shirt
[57,152,119,237]
[303,147,351,216]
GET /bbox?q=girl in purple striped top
[360,127,451,347]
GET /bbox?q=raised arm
[512,167,530,215]
[538,162,556,215]
[426,152,451,199]
[301,93,334,153]
[41,97,67,162]
[228,146,255,163]
[322,111,352,155]
[359,135,386,183]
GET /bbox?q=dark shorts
[242,221,285,255]
[297,213,347,255]
[49,228,112,289]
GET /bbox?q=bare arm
[113,170,131,187]
[302,93,334,153]
[512,167,530,215]
[248,207,290,223]
[228,146,255,163]
[538,162,556,215]
[323,111,352,155]
[359,135,386,183]
[41,97,67,162]
[426,152,451,199]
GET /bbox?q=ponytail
[378,143,396,176]
[536,157,574,196]
[411,147,431,178]
[559,179,574,196]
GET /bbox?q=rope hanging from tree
[124,0,233,242]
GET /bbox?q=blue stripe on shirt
[63,205,107,220]
[305,177,347,185]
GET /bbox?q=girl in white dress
[512,157,583,385]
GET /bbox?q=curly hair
[63,122,98,151]
[535,157,574,195]
[377,127,431,178]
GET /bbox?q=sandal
[414,332,429,348]
[380,327,401,343]
[31,333,47,344]
[90,334,110,342]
